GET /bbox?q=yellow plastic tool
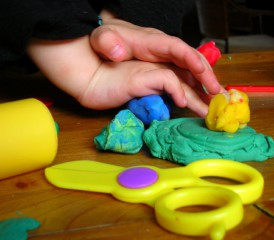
[0,98,58,179]
[45,159,264,240]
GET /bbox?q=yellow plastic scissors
[45,159,264,240]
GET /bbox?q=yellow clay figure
[205,89,250,133]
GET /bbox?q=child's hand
[90,18,224,96]
[27,35,210,117]
[80,60,209,117]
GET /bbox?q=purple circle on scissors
[118,167,158,189]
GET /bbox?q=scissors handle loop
[188,159,264,204]
[155,186,244,240]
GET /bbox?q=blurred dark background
[181,0,274,52]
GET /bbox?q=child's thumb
[90,26,128,62]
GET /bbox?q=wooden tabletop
[1,51,274,239]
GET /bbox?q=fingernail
[201,106,209,117]
[203,110,208,117]
[110,45,124,59]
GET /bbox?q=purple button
[118,167,158,189]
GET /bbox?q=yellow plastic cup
[0,98,58,179]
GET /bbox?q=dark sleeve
[0,0,193,72]
[104,0,194,37]
[0,0,102,72]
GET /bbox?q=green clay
[143,118,274,164]
[94,110,144,154]
[0,217,40,240]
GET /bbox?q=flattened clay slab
[143,118,274,164]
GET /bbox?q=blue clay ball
[128,95,170,125]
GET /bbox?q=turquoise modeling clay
[143,118,274,164]
[0,217,40,240]
[128,95,170,125]
[94,110,144,154]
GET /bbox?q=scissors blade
[45,160,124,193]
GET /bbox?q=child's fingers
[130,67,208,117]
[164,42,222,95]
[91,23,222,96]
[132,68,187,106]
[183,83,209,117]
[90,26,128,61]
[135,34,222,95]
